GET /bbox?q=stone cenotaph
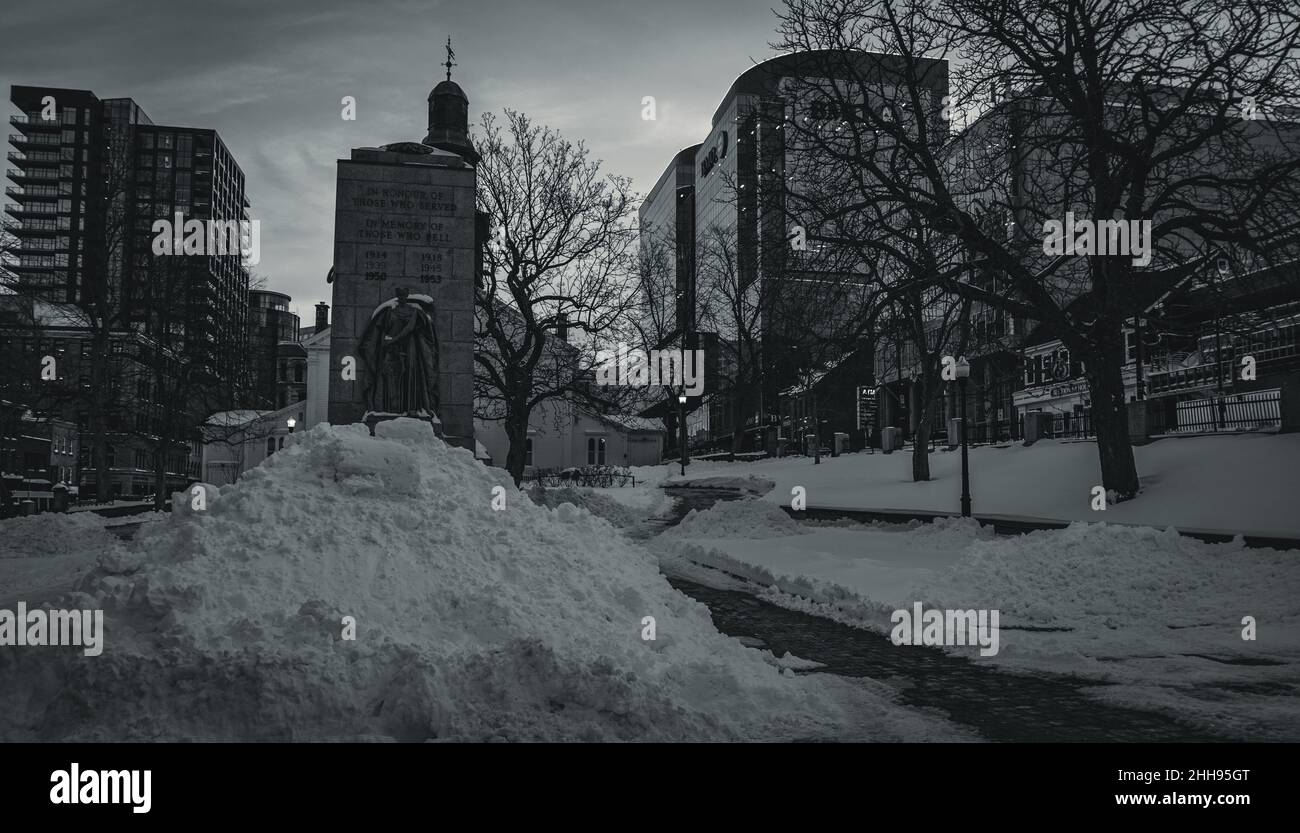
[328,63,479,450]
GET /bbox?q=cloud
[1,0,783,319]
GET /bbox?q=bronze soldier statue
[357,287,440,421]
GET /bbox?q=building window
[587,437,606,465]
[525,438,533,467]
[266,438,275,457]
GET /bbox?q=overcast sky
[1,0,785,321]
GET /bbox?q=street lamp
[677,391,688,477]
[286,417,296,434]
[954,356,972,518]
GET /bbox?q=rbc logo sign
[699,131,729,178]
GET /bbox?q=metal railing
[1148,363,1233,395]
[1164,389,1282,434]
[9,133,60,145]
[8,150,60,163]
[6,167,58,180]
[10,115,61,128]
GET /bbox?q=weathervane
[444,37,457,81]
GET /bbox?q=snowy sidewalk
[650,497,1300,740]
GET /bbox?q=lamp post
[955,356,972,518]
[286,417,296,435]
[677,391,688,477]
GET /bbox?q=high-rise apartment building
[3,85,253,499]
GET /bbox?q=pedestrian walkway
[647,486,1249,742]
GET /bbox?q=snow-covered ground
[0,512,163,611]
[653,497,1300,740]
[645,432,1300,537]
[0,420,969,742]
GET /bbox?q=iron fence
[1166,389,1281,434]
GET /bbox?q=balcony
[10,261,60,273]
[7,150,60,166]
[9,132,61,148]
[2,217,62,234]
[7,166,58,183]
[6,240,66,256]
[4,184,59,201]
[9,115,61,133]
[4,202,59,218]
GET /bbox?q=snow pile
[0,420,952,742]
[525,484,651,529]
[913,522,1300,638]
[664,497,803,540]
[0,512,125,560]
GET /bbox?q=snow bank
[0,420,954,742]
[914,522,1300,640]
[525,484,670,529]
[0,512,125,560]
[663,497,803,540]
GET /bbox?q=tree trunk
[504,408,530,486]
[912,416,932,481]
[911,375,931,481]
[1085,330,1140,500]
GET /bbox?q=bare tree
[774,0,1300,499]
[693,224,784,457]
[474,110,639,485]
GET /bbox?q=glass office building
[641,51,948,449]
